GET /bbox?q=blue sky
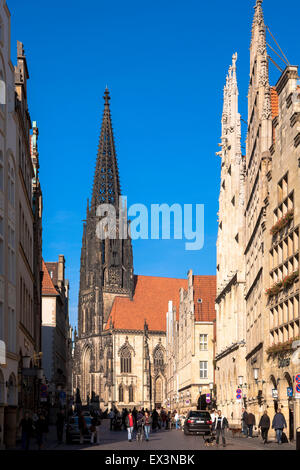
[9,0,299,328]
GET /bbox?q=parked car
[66,415,92,444]
[183,410,212,436]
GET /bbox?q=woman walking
[144,412,152,441]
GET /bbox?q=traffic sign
[236,388,242,394]
[287,387,293,397]
[296,384,300,394]
[236,394,242,399]
[295,374,300,384]
[206,393,211,404]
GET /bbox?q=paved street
[15,419,296,451]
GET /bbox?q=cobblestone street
[14,419,296,452]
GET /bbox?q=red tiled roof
[106,275,187,332]
[193,275,216,322]
[42,260,59,296]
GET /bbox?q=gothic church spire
[91,88,121,214]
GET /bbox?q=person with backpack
[272,409,287,445]
[258,410,270,444]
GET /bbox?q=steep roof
[106,275,187,332]
[42,260,59,296]
[193,275,216,322]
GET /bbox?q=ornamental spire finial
[104,86,110,107]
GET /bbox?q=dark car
[66,415,92,444]
[183,410,212,436]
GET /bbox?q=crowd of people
[241,407,288,445]
[18,404,289,450]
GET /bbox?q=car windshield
[188,412,210,419]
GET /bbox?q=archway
[284,372,294,441]
[197,394,207,410]
[269,375,278,413]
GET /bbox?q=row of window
[0,302,16,353]
[19,204,33,268]
[269,229,299,271]
[19,138,32,203]
[269,295,299,330]
[270,320,299,346]
[20,276,34,337]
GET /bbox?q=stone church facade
[73,89,187,410]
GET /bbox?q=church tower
[74,89,134,403]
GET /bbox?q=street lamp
[199,386,202,394]
[238,376,243,386]
[253,368,259,382]
[209,383,213,391]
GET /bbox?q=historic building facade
[0,0,19,449]
[215,54,247,425]
[0,3,43,446]
[215,0,300,439]
[73,90,193,410]
[41,256,70,405]
[166,271,216,414]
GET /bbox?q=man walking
[272,409,287,445]
[258,410,270,444]
[56,409,65,444]
[125,410,135,442]
[213,410,229,447]
[19,411,33,451]
[246,411,256,438]
[241,408,248,437]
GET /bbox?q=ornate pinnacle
[104,87,110,107]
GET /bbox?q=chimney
[58,254,65,285]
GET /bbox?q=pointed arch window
[128,384,134,403]
[154,347,164,369]
[119,384,124,402]
[120,346,132,373]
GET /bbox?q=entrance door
[197,394,207,410]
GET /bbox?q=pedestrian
[95,414,101,444]
[136,410,144,440]
[78,412,87,444]
[56,409,65,444]
[241,408,248,437]
[258,410,270,444]
[125,409,135,442]
[36,411,46,450]
[19,411,33,451]
[151,409,159,432]
[143,412,152,441]
[272,409,287,445]
[213,410,229,448]
[210,409,216,431]
[246,411,256,438]
[43,409,49,443]
[165,411,170,430]
[90,415,98,444]
[174,410,180,430]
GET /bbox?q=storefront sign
[287,387,293,397]
[272,389,278,399]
